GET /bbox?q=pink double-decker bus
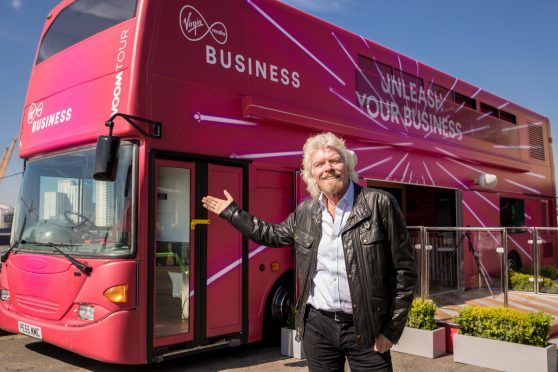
[0,0,555,364]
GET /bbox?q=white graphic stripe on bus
[352,146,392,151]
[493,145,536,149]
[247,0,345,86]
[504,179,541,195]
[501,122,542,132]
[434,146,458,158]
[359,35,369,48]
[408,170,413,184]
[476,111,494,121]
[435,78,458,113]
[526,172,546,179]
[470,88,482,98]
[454,101,467,113]
[473,191,499,211]
[436,162,469,190]
[194,112,257,126]
[497,102,510,110]
[401,161,411,182]
[422,161,435,185]
[231,150,302,159]
[330,87,388,129]
[357,156,393,173]
[387,153,409,179]
[190,245,268,298]
[446,157,485,174]
[461,125,490,135]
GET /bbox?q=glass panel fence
[507,227,536,293]
[424,228,506,324]
[407,227,423,298]
[534,228,558,295]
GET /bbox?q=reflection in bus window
[12,144,135,256]
[37,0,137,64]
[155,166,191,337]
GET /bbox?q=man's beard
[318,172,348,196]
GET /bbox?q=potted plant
[280,305,305,359]
[391,298,446,358]
[453,306,556,372]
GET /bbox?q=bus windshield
[37,0,137,64]
[12,143,135,257]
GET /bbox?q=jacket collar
[344,184,372,232]
[309,183,371,229]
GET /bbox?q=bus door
[152,159,245,352]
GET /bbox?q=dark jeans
[303,307,392,372]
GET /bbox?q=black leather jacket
[220,184,417,348]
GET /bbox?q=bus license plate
[18,321,42,340]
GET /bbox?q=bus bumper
[0,305,144,364]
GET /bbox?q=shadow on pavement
[25,341,299,371]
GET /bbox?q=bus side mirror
[93,135,121,181]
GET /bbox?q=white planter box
[454,333,557,372]
[391,326,446,358]
[281,327,305,359]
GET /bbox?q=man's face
[310,147,349,197]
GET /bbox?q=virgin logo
[27,102,44,124]
[179,5,227,45]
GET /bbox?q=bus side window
[500,197,525,233]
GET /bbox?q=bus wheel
[507,251,521,272]
[263,273,294,344]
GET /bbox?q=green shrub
[454,306,552,347]
[406,298,437,330]
[518,266,558,280]
[540,266,558,280]
[509,271,558,292]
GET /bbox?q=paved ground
[0,333,493,371]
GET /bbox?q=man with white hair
[203,132,416,371]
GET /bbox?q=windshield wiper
[18,240,93,275]
[1,241,19,263]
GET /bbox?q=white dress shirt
[307,182,354,314]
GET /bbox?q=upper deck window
[358,55,392,77]
[454,92,476,110]
[480,102,499,118]
[499,109,517,124]
[36,0,137,64]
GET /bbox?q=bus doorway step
[153,338,242,363]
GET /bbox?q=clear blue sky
[1,0,557,208]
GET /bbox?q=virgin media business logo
[27,101,73,134]
[179,5,227,44]
[27,102,43,124]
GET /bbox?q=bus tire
[507,251,521,272]
[262,271,294,345]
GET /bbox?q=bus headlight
[0,289,9,301]
[104,284,128,303]
[78,304,95,320]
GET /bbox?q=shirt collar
[318,181,354,211]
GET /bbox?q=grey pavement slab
[0,333,494,371]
